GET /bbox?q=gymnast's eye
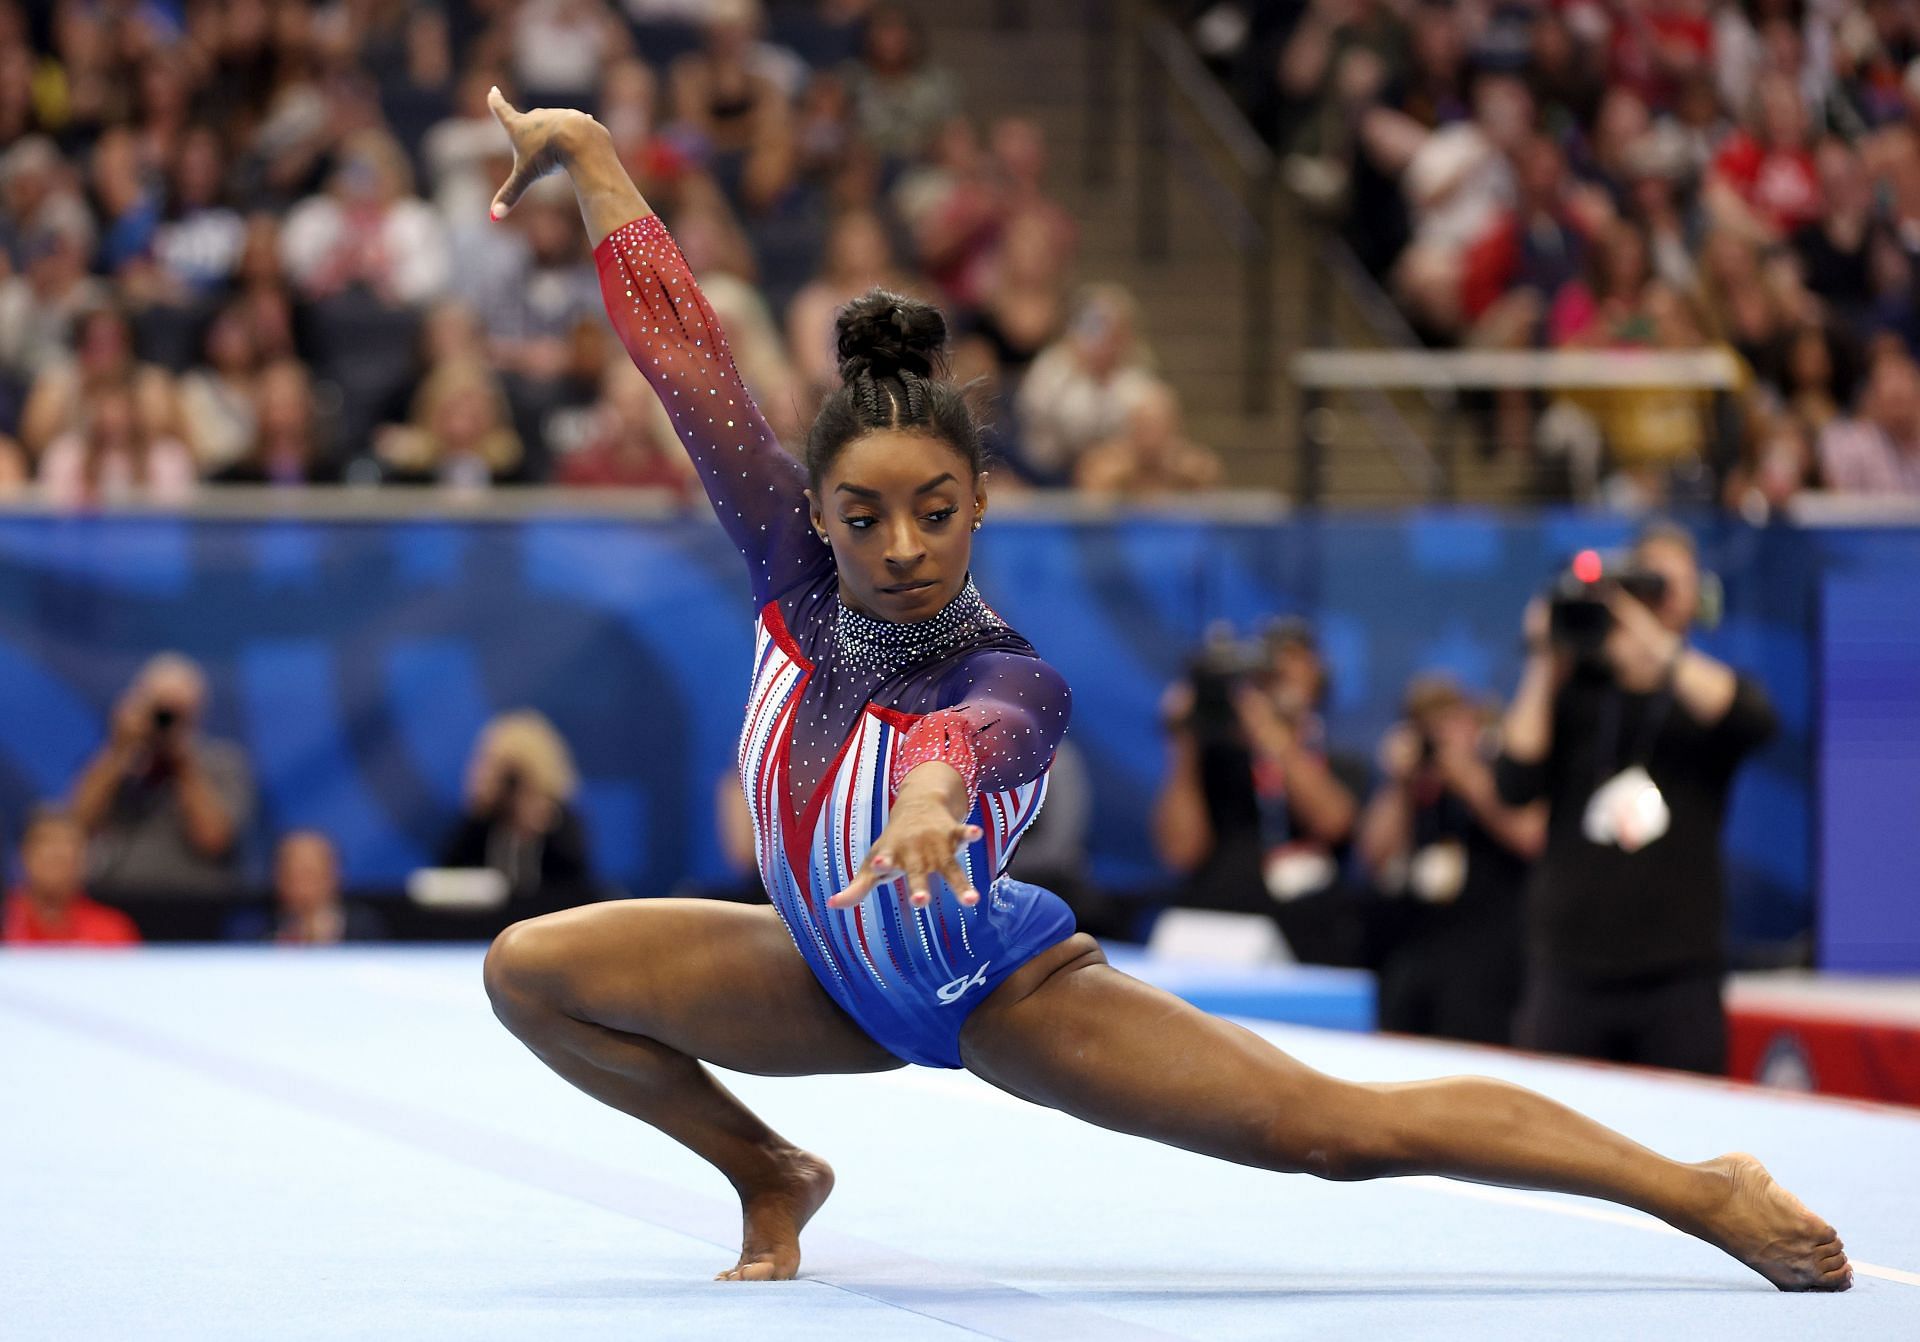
[842,515,877,530]
[923,507,956,525]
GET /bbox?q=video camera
[1546,549,1667,657]
[1185,633,1272,745]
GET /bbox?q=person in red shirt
[3,808,141,947]
[1707,72,1820,237]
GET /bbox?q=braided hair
[805,290,983,488]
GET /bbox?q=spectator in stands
[38,381,196,508]
[469,178,602,399]
[1358,676,1542,1046]
[893,115,998,308]
[212,359,338,485]
[1792,139,1883,329]
[1780,323,1849,441]
[0,136,96,263]
[786,207,912,402]
[987,116,1076,276]
[280,129,449,307]
[1015,284,1157,484]
[140,123,248,307]
[240,831,384,945]
[1367,70,1531,341]
[1074,380,1223,497]
[1727,411,1822,520]
[374,355,523,487]
[425,69,518,229]
[602,56,694,200]
[553,358,697,493]
[669,0,799,213]
[964,208,1070,385]
[1705,73,1821,241]
[510,0,628,110]
[2,807,141,947]
[846,2,959,165]
[178,303,264,476]
[793,67,858,187]
[19,302,180,459]
[1152,618,1368,964]
[89,127,162,275]
[68,653,254,903]
[229,217,300,364]
[1588,282,1722,511]
[1497,522,1776,1073]
[439,709,593,903]
[1819,344,1920,494]
[0,224,108,420]
[375,5,455,163]
[1459,134,1597,343]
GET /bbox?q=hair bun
[835,290,946,384]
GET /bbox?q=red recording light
[1572,549,1604,584]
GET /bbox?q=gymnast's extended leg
[483,900,902,1280]
[960,935,1850,1292]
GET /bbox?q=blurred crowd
[0,0,1219,506]
[1182,0,1920,511]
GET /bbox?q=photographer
[1496,523,1776,1073]
[438,710,593,904]
[1358,677,1544,1045]
[1152,619,1368,964]
[68,654,254,901]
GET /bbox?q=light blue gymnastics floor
[2,948,1915,1342]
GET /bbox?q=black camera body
[1547,553,1668,658]
[1186,638,1270,745]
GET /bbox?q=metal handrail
[1119,5,1277,416]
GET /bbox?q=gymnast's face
[807,429,986,623]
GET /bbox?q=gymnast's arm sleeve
[891,652,1073,805]
[593,214,826,603]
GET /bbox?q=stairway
[923,0,1296,494]
[920,1,1534,505]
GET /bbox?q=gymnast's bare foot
[717,1149,835,1281]
[1687,1153,1851,1291]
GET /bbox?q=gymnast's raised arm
[488,89,823,603]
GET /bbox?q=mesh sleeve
[890,652,1073,805]
[594,214,826,603]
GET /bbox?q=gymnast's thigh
[495,897,905,1078]
[957,937,1352,1164]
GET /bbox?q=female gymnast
[478,89,1850,1292]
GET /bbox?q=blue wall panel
[0,509,1897,957]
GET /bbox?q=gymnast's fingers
[828,850,892,908]
[939,854,978,905]
[907,866,932,908]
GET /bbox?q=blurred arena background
[3,2,1920,1335]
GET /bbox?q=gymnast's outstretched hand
[829,770,983,910]
[487,87,647,245]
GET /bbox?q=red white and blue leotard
[596,215,1077,1068]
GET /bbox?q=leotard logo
[936,962,992,1004]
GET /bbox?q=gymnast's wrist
[896,761,970,821]
[554,113,613,166]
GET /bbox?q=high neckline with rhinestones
[833,577,995,674]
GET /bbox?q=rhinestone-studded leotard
[594,215,1076,1067]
